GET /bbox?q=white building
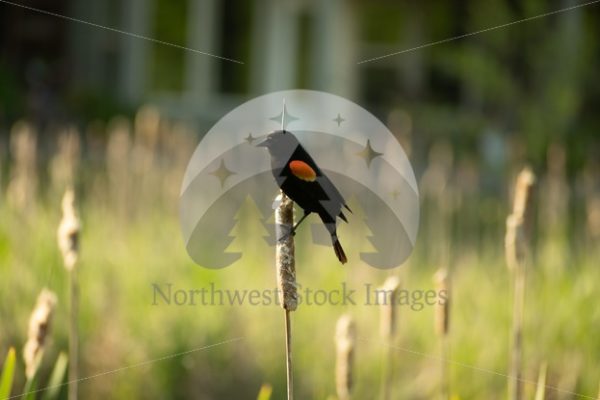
[68,0,362,124]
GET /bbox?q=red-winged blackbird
[257,130,351,264]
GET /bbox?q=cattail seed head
[506,167,536,270]
[434,268,450,336]
[512,167,536,225]
[505,214,525,271]
[23,289,57,379]
[7,121,37,210]
[379,276,401,341]
[275,193,298,311]
[134,105,161,143]
[50,126,81,193]
[58,188,81,271]
[335,314,356,400]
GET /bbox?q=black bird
[257,130,351,264]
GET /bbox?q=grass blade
[0,348,17,400]
[42,353,68,400]
[534,362,547,400]
[256,384,272,400]
[22,376,37,400]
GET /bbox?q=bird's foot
[277,227,296,242]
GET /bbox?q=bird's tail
[332,235,347,264]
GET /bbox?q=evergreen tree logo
[180,90,419,269]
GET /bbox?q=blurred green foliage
[149,0,187,92]
[0,0,600,398]
[0,187,599,399]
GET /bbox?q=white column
[119,0,153,104]
[311,0,357,98]
[251,0,298,93]
[399,4,424,99]
[67,0,109,88]
[185,0,221,103]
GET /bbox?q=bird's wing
[288,160,317,182]
[292,144,349,222]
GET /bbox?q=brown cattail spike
[58,188,81,271]
[50,127,81,193]
[507,167,535,400]
[274,191,297,400]
[7,121,37,210]
[379,276,401,341]
[512,167,536,220]
[506,167,536,271]
[23,289,57,379]
[275,193,298,311]
[505,214,525,271]
[335,314,356,400]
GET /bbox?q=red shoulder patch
[289,160,317,182]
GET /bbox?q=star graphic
[244,133,256,145]
[333,113,345,127]
[356,139,383,168]
[209,159,235,187]
[269,103,298,129]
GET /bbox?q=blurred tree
[225,195,271,263]
[150,0,187,92]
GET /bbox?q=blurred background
[1,0,600,399]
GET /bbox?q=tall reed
[23,289,57,382]
[7,121,37,211]
[106,117,132,220]
[379,276,400,400]
[58,189,81,400]
[534,362,547,400]
[335,314,356,400]
[274,192,297,400]
[132,106,161,216]
[49,127,81,197]
[506,167,535,400]
[434,268,451,399]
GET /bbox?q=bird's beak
[255,138,268,147]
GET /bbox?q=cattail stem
[380,347,393,400]
[534,362,547,400]
[439,335,450,400]
[284,310,293,400]
[509,260,525,400]
[274,192,297,400]
[68,268,79,400]
[434,268,451,400]
[335,315,356,400]
[379,276,400,400]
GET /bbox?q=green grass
[0,190,599,399]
